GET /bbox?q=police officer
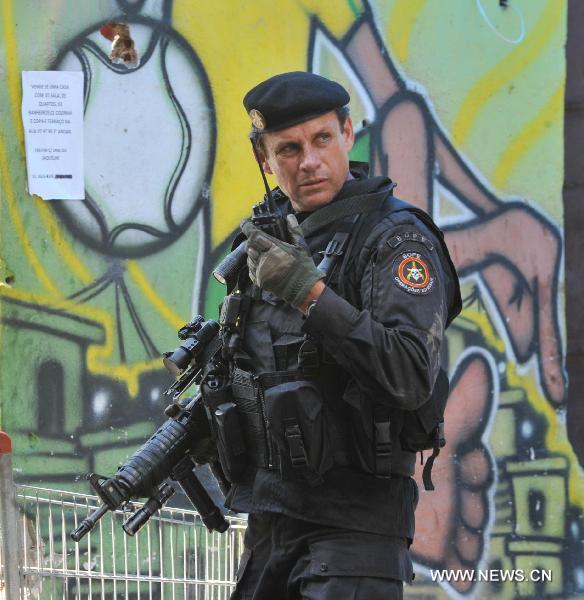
[219,72,461,599]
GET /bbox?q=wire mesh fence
[0,485,246,599]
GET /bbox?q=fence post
[0,431,23,599]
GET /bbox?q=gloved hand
[241,214,324,308]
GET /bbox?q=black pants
[231,513,410,600]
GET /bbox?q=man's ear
[343,116,355,153]
[258,149,273,174]
[252,140,273,174]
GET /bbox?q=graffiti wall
[0,0,578,597]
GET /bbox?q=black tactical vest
[217,174,460,489]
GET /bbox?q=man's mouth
[300,178,327,187]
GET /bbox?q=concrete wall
[0,1,580,597]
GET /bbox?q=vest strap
[297,338,320,379]
[373,407,392,479]
[284,418,324,487]
[422,446,440,491]
[300,191,390,238]
[421,421,445,491]
[297,214,361,377]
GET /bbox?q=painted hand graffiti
[412,353,494,592]
[344,14,566,406]
[446,203,564,405]
[317,4,570,593]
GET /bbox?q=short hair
[249,105,350,152]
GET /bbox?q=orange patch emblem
[398,256,429,287]
[393,252,434,295]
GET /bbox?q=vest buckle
[298,338,320,378]
[284,420,308,468]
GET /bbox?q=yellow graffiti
[452,1,564,146]
[2,0,24,149]
[506,365,584,507]
[127,260,187,329]
[0,141,181,386]
[0,138,59,296]
[33,197,94,284]
[2,0,182,353]
[1,0,59,295]
[463,300,584,509]
[1,0,96,291]
[173,0,359,247]
[387,0,428,63]
[492,84,564,189]
[0,285,161,398]
[458,306,506,354]
[299,0,363,38]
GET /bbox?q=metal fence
[0,484,246,599]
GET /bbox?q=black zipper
[254,375,273,468]
[370,248,378,310]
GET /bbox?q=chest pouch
[341,383,396,479]
[262,379,333,487]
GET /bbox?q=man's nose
[300,146,321,171]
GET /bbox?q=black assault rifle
[70,316,229,542]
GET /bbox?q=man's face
[259,111,355,212]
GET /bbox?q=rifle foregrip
[116,406,207,498]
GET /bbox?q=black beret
[243,71,350,132]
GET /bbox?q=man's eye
[278,144,297,155]
[317,133,330,143]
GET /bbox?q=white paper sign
[21,71,85,200]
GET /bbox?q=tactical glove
[241,214,324,308]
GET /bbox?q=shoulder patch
[393,251,434,295]
[387,230,434,251]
